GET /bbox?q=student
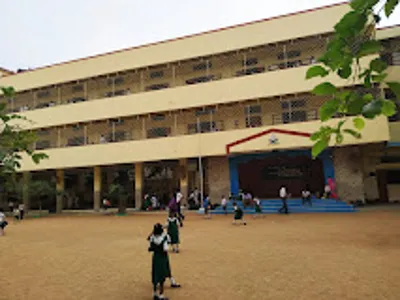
[13,207,21,223]
[8,200,14,213]
[18,203,25,220]
[0,208,8,236]
[175,190,185,226]
[302,187,312,206]
[203,195,211,219]
[221,195,228,215]
[148,223,181,300]
[166,212,180,253]
[151,195,159,210]
[278,186,289,214]
[253,197,263,218]
[232,202,246,225]
[323,184,332,199]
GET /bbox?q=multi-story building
[0,2,399,212]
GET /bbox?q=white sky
[1,0,399,70]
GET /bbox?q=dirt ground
[1,212,400,300]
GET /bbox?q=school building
[0,3,400,212]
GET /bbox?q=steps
[200,199,355,214]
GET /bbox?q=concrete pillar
[333,146,365,203]
[179,158,189,202]
[94,166,101,211]
[56,169,64,213]
[135,163,143,209]
[208,156,230,202]
[22,172,31,211]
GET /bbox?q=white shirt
[324,185,331,193]
[254,198,260,205]
[302,191,311,197]
[13,209,20,217]
[279,187,287,198]
[221,198,227,206]
[0,212,5,222]
[176,192,183,203]
[18,204,25,211]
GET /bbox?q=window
[281,99,307,124]
[37,128,50,136]
[68,136,85,147]
[195,107,215,116]
[151,113,166,121]
[36,140,50,150]
[245,104,262,128]
[245,105,262,114]
[109,131,127,142]
[246,115,262,128]
[244,57,258,66]
[188,121,216,134]
[193,61,212,71]
[186,75,215,85]
[72,84,84,92]
[236,67,265,76]
[72,124,82,131]
[108,77,124,86]
[150,71,164,79]
[147,127,171,138]
[277,50,301,60]
[145,83,170,91]
[37,90,50,98]
[109,118,124,126]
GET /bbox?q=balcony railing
[2,35,328,114]
[32,94,328,151]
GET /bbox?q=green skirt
[152,252,171,285]
[255,205,262,213]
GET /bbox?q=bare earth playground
[1,211,399,300]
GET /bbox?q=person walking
[278,186,289,214]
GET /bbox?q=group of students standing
[0,202,26,236]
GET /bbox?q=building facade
[0,3,400,212]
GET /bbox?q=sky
[1,0,399,71]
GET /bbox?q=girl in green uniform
[232,202,247,225]
[148,223,181,300]
[253,197,263,218]
[166,212,180,253]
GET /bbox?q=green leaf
[0,86,16,97]
[353,117,365,130]
[351,0,379,11]
[306,66,329,79]
[347,94,368,115]
[357,40,381,58]
[362,100,382,119]
[387,82,400,99]
[364,72,372,88]
[312,138,329,158]
[385,0,399,17]
[31,153,49,164]
[371,73,388,83]
[310,131,321,141]
[381,100,396,116]
[337,120,346,131]
[370,58,388,73]
[0,102,6,112]
[344,129,362,139]
[336,133,344,144]
[338,65,352,79]
[312,82,337,96]
[335,11,368,38]
[319,99,340,121]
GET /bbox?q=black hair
[233,202,237,206]
[153,223,164,236]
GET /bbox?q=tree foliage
[307,0,399,157]
[0,86,48,175]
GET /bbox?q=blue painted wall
[228,150,335,195]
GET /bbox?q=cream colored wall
[19,116,389,172]
[14,61,375,131]
[0,3,350,92]
[389,122,400,142]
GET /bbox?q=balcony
[19,115,389,172]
